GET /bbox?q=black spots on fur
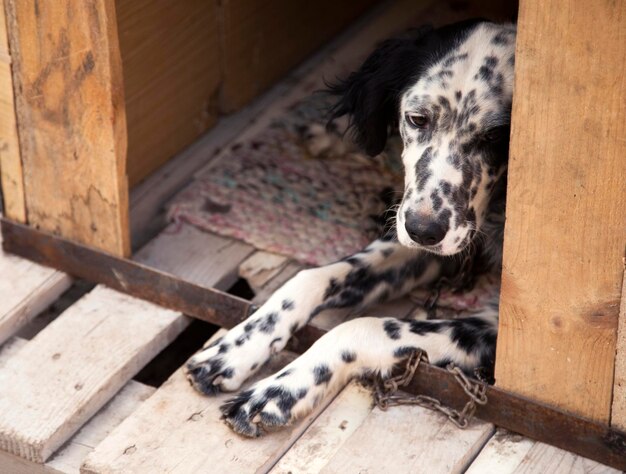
[415,147,433,191]
[187,357,225,396]
[394,346,417,358]
[244,320,258,333]
[455,90,462,102]
[324,278,342,299]
[251,363,258,371]
[443,52,468,67]
[313,365,333,385]
[235,336,246,346]
[477,65,493,83]
[265,386,300,414]
[438,95,452,111]
[467,208,477,223]
[508,55,515,67]
[492,31,512,46]
[222,368,234,379]
[276,369,293,379]
[438,209,452,230]
[259,312,280,334]
[431,190,443,212]
[405,188,413,200]
[440,180,452,197]
[341,350,357,363]
[345,256,361,266]
[281,299,295,311]
[485,56,498,68]
[449,317,497,355]
[383,320,402,340]
[218,343,230,354]
[409,320,443,335]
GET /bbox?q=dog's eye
[405,113,429,129]
[481,126,509,142]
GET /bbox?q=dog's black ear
[328,19,487,156]
[327,26,434,156]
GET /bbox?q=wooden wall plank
[218,0,377,112]
[4,0,130,256]
[115,0,221,187]
[611,269,626,431]
[496,0,626,421]
[0,0,25,222]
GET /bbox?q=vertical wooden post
[0,0,25,222]
[4,0,130,256]
[496,0,626,421]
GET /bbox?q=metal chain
[371,350,488,429]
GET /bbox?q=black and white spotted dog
[186,19,516,437]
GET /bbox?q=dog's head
[330,21,516,255]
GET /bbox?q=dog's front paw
[185,327,272,395]
[220,362,337,437]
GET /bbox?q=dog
[185,19,516,437]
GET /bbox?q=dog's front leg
[221,309,498,437]
[185,239,442,396]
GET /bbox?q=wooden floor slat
[319,402,494,474]
[0,232,72,345]
[270,382,374,474]
[82,330,328,474]
[0,337,156,474]
[0,222,254,463]
[0,286,183,463]
[465,429,620,474]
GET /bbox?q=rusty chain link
[370,350,488,429]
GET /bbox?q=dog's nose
[404,212,447,246]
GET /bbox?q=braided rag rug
[167,94,499,314]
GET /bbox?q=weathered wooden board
[0,0,25,222]
[0,220,254,463]
[0,230,72,345]
[82,330,329,474]
[270,382,374,474]
[134,222,255,290]
[116,0,221,187]
[239,251,290,294]
[218,0,377,112]
[0,339,155,474]
[4,0,130,256]
[0,286,183,463]
[465,429,620,474]
[496,0,626,421]
[320,402,494,473]
[611,270,626,431]
[46,381,154,474]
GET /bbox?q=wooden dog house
[0,0,624,472]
